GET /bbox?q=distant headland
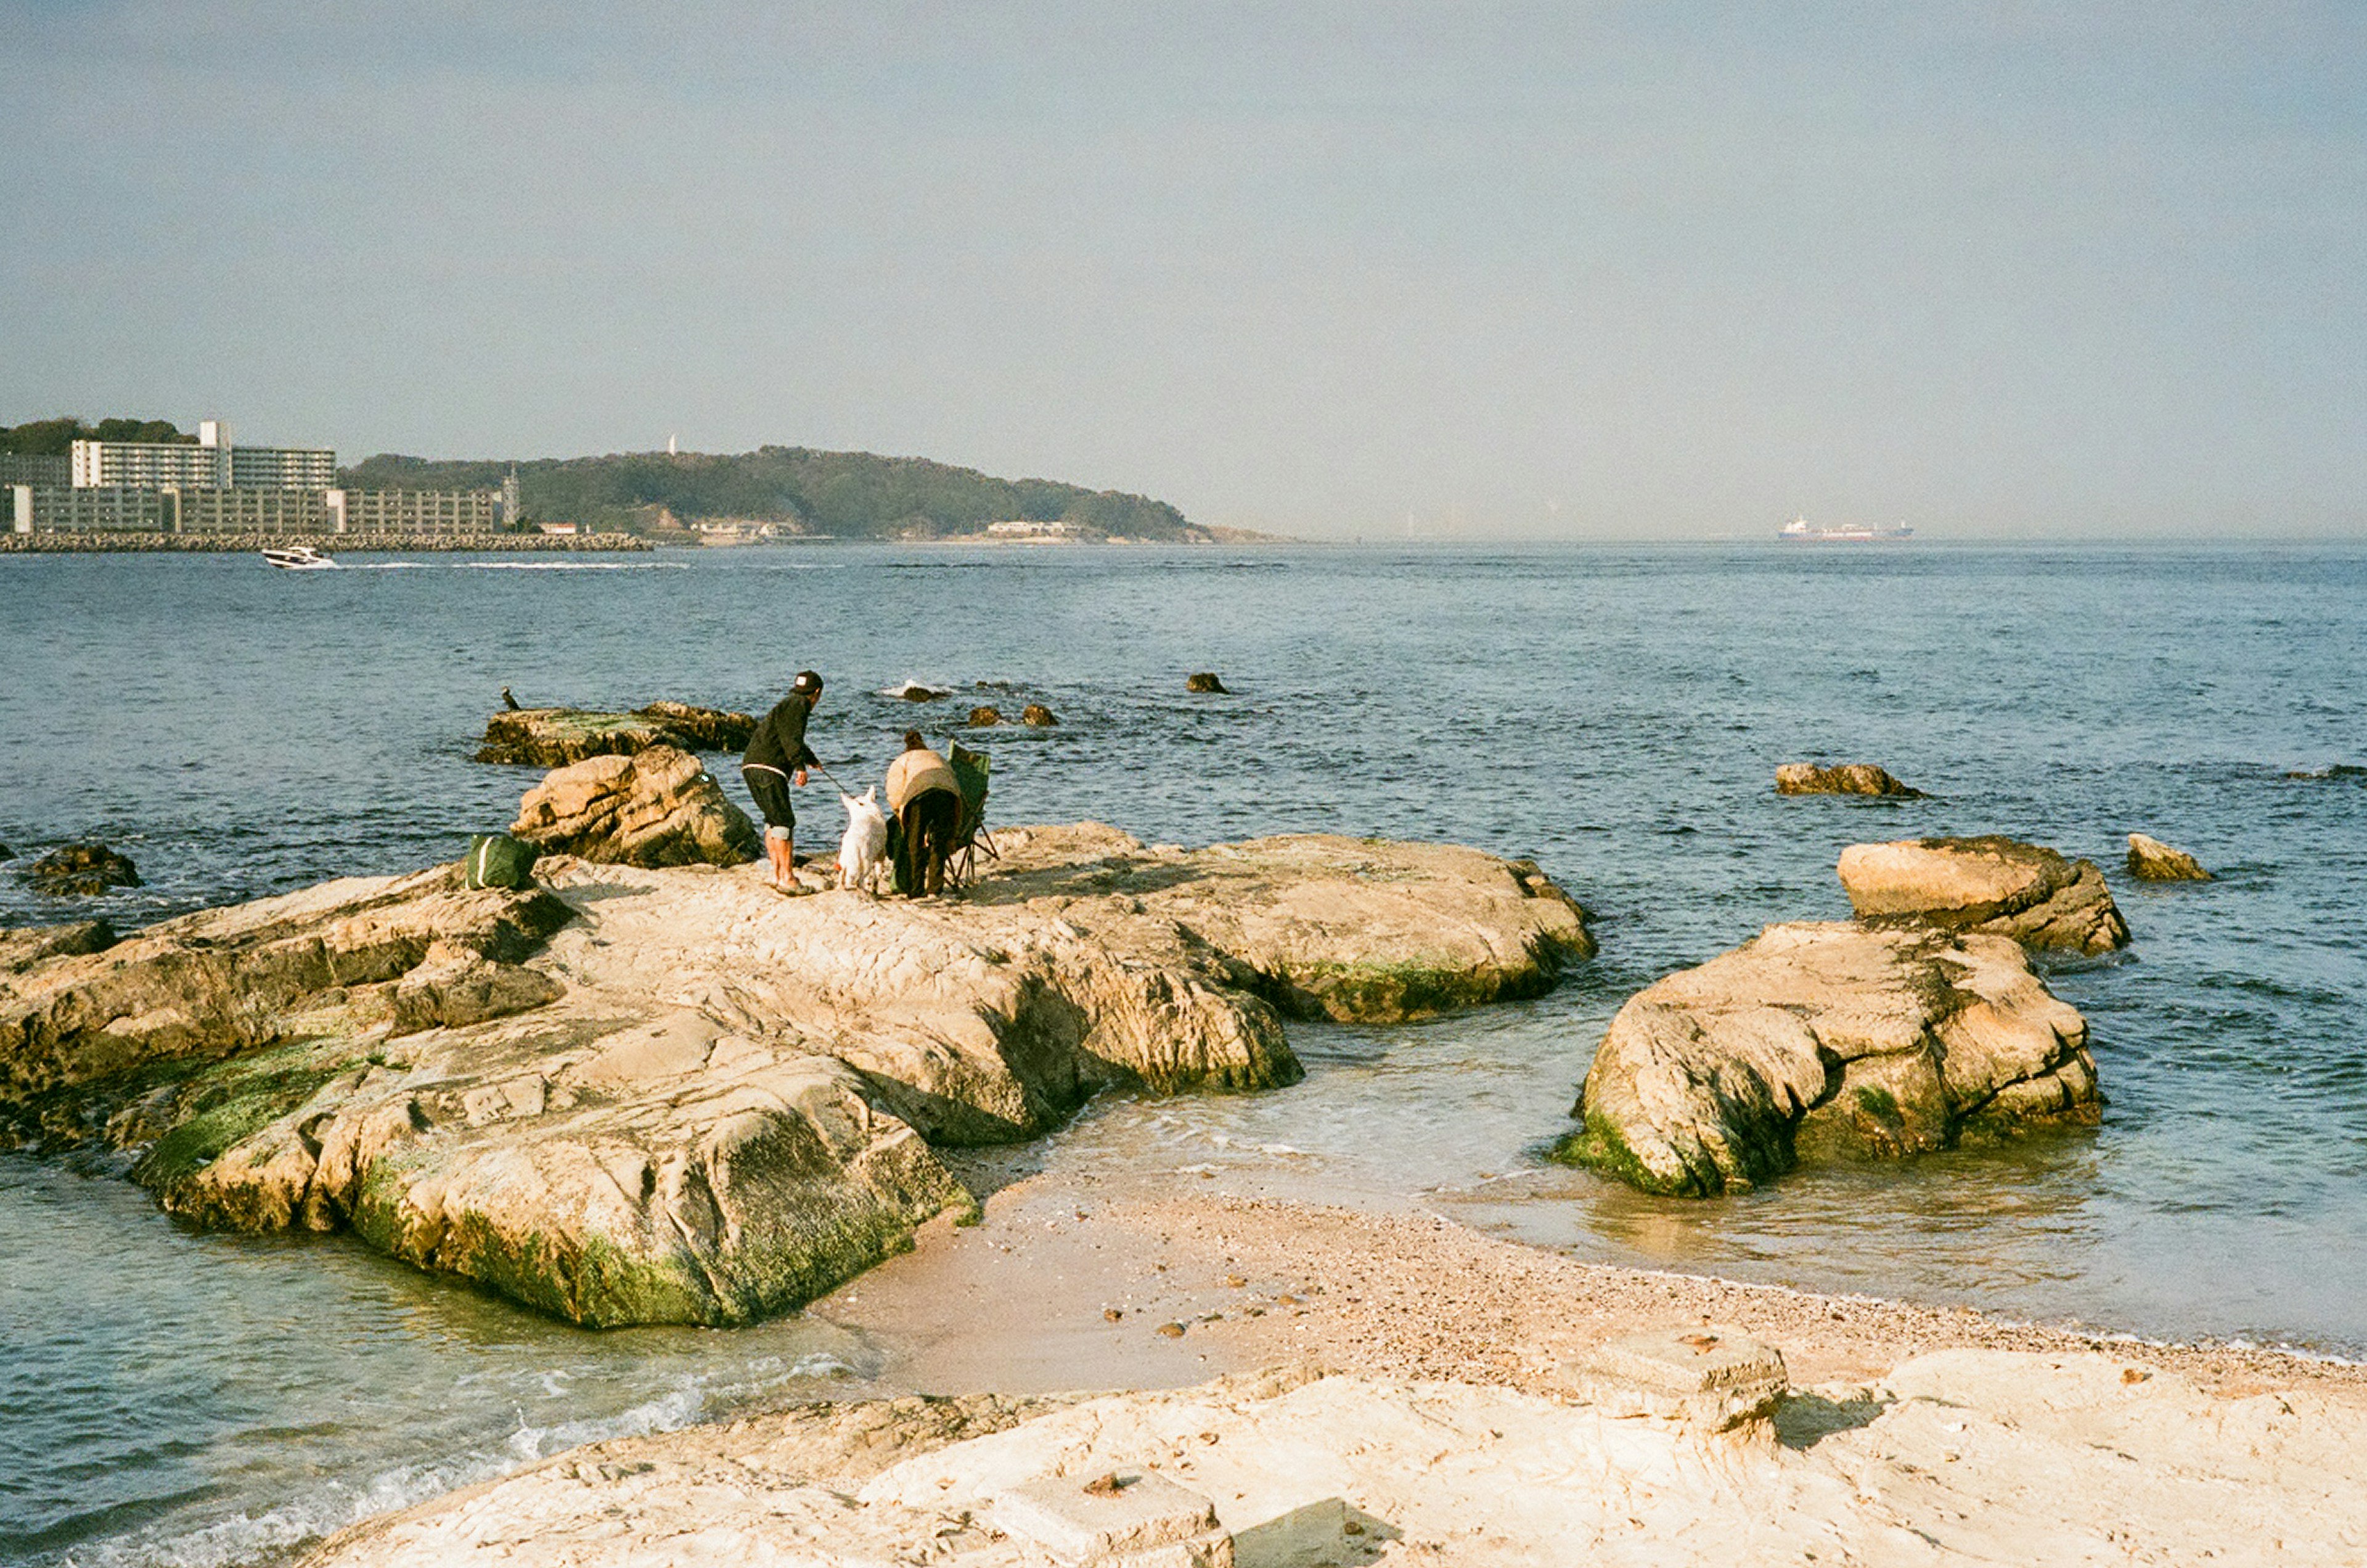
[3,414,1272,549]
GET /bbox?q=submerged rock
[2,825,1590,1326]
[511,746,761,868]
[475,702,756,766]
[1558,921,2098,1196]
[1021,703,1059,727]
[26,843,142,896]
[1838,836,2130,955]
[1775,761,1924,798]
[2127,833,2211,882]
[1185,672,1229,693]
[891,682,947,702]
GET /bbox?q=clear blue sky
[4,2,2361,538]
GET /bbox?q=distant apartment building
[0,452,70,488]
[326,488,498,534]
[10,484,173,533]
[231,446,338,489]
[70,419,334,491]
[172,486,330,533]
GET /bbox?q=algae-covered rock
[1021,704,1059,727]
[1558,922,2097,1196]
[1838,836,2130,955]
[27,842,142,896]
[512,746,760,868]
[967,705,1005,727]
[1185,672,1228,693]
[1775,762,1924,798]
[4,824,1592,1325]
[476,702,755,766]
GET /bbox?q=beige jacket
[886,746,959,814]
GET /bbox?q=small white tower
[668,433,679,456]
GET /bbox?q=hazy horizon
[5,2,2362,541]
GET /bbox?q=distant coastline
[0,531,652,554]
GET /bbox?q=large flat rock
[1558,921,2098,1196]
[1839,835,2130,955]
[475,702,756,766]
[1,826,1590,1325]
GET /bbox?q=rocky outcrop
[2127,833,2210,882]
[1558,921,2098,1196]
[510,746,761,868]
[2,826,1589,1325]
[1185,672,1228,693]
[1775,761,1924,798]
[26,842,142,895]
[475,703,755,766]
[1,919,115,974]
[1838,836,2130,954]
[967,705,1004,726]
[301,1354,2367,1568]
[1021,703,1059,727]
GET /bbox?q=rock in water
[1021,703,1059,727]
[1,827,1591,1325]
[0,843,12,861]
[2127,833,2211,882]
[512,746,761,868]
[890,681,946,702]
[1185,672,1228,693]
[1558,922,2098,1196]
[968,705,1005,727]
[476,702,756,766]
[1775,762,1925,798]
[1837,836,2130,954]
[27,843,142,896]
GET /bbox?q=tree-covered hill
[1,417,194,454]
[339,446,1206,540]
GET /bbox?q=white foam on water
[57,1354,870,1568]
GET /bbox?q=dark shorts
[742,764,795,834]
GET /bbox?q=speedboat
[262,544,337,570]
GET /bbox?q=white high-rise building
[70,417,335,490]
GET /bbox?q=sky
[2,1,2362,539]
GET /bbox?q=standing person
[885,729,962,897]
[741,671,823,889]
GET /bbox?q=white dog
[836,786,889,892]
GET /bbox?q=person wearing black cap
[742,671,824,888]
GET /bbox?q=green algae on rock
[2,823,1593,1326]
[1556,922,2097,1196]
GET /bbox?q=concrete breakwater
[0,530,652,553]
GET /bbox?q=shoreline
[0,530,650,553]
[300,1178,2367,1567]
[805,1172,2367,1402]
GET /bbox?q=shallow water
[2,542,2362,1564]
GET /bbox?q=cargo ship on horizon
[1779,515,1914,542]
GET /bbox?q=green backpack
[463,833,541,889]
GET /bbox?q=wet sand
[807,1169,2367,1405]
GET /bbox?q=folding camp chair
[944,743,996,889]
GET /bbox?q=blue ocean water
[2,542,2362,1566]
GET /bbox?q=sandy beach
[301,1172,2367,1566]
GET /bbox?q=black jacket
[742,692,819,774]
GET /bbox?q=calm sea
[2,542,2362,1566]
